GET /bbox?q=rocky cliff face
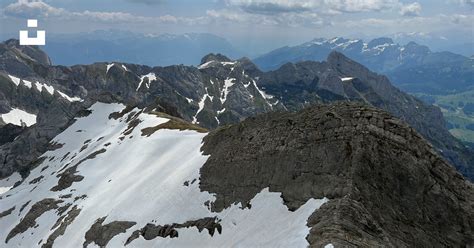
[258,52,474,181]
[0,40,472,182]
[201,102,474,247]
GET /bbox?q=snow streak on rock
[136,73,157,91]
[7,75,82,102]
[220,78,235,104]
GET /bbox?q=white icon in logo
[19,19,46,46]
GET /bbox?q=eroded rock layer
[200,102,474,247]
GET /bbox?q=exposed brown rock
[0,206,15,219]
[51,148,106,192]
[5,199,62,243]
[83,216,136,248]
[42,206,81,248]
[125,217,221,246]
[200,102,474,247]
[141,112,207,137]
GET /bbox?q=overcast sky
[0,0,473,53]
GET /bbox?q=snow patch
[217,108,226,115]
[106,63,115,74]
[221,61,236,66]
[252,79,274,100]
[0,102,328,247]
[121,65,128,71]
[7,75,81,101]
[136,73,157,91]
[8,75,21,86]
[0,173,21,195]
[134,188,328,247]
[198,61,215,69]
[220,78,236,104]
[1,108,36,127]
[57,91,83,102]
[35,81,54,95]
[340,77,354,82]
[193,88,213,124]
[22,79,32,89]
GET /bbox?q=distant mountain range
[254,37,474,95]
[41,31,242,67]
[390,32,474,57]
[0,39,472,182]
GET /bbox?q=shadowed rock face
[125,217,222,246]
[200,102,474,247]
[83,217,136,248]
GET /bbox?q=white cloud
[125,0,166,4]
[1,0,472,41]
[226,0,320,14]
[323,0,399,13]
[337,14,474,36]
[2,0,197,24]
[399,2,422,17]
[226,0,403,14]
[4,0,66,18]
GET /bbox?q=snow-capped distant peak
[329,37,343,44]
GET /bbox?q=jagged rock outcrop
[200,102,474,247]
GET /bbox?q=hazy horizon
[0,0,472,56]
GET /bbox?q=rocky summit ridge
[201,102,474,247]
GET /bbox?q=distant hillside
[254,37,473,94]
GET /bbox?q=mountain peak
[4,39,20,46]
[1,39,51,66]
[328,37,349,44]
[403,41,431,54]
[367,37,395,48]
[200,53,232,65]
[237,57,262,75]
[327,51,351,65]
